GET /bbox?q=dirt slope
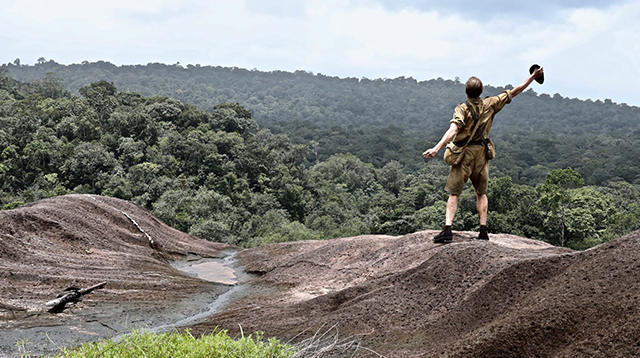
[193,230,640,358]
[0,194,230,318]
[3,195,639,357]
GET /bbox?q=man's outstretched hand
[423,123,458,160]
[423,148,438,159]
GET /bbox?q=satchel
[485,138,496,160]
[444,142,466,166]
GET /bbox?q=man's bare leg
[476,193,489,240]
[446,194,459,225]
[434,194,459,243]
[476,194,488,226]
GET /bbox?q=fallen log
[45,282,107,312]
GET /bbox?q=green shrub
[55,329,295,358]
[3,201,24,210]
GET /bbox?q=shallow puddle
[1,251,247,357]
[180,261,237,285]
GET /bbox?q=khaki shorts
[445,145,489,196]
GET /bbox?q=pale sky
[1,0,639,106]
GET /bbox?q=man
[422,67,544,243]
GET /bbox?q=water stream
[180,261,237,285]
[150,249,251,333]
[0,250,252,357]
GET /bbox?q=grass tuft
[54,329,295,358]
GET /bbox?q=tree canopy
[4,61,640,186]
[1,65,639,250]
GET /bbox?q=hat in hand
[529,64,544,84]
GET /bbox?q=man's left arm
[422,122,459,159]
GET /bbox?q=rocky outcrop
[2,194,639,357]
[0,194,230,313]
[194,230,640,358]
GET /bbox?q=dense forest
[1,61,640,250]
[4,59,640,185]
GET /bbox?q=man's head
[465,77,483,98]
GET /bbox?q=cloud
[245,0,306,18]
[541,4,640,103]
[0,0,638,105]
[372,0,629,21]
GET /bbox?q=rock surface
[2,195,640,357]
[0,194,231,356]
[193,230,640,358]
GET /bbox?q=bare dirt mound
[3,196,639,357]
[0,194,232,355]
[192,230,640,358]
[0,194,230,311]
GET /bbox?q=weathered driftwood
[45,281,106,312]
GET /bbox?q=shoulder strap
[462,102,482,146]
[465,102,490,148]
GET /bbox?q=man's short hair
[465,77,483,98]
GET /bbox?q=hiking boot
[433,226,453,243]
[477,225,489,240]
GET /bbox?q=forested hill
[4,60,640,186]
[2,71,640,250]
[5,60,638,131]
[4,60,465,130]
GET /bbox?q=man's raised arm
[511,67,544,98]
